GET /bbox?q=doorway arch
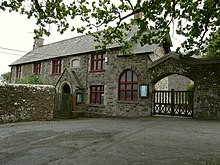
[62,83,71,93]
[147,53,196,118]
[155,74,194,91]
[152,73,194,117]
[54,82,73,119]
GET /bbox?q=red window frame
[90,53,105,71]
[90,85,104,104]
[118,70,139,101]
[16,65,22,79]
[33,62,41,75]
[52,59,62,75]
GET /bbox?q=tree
[206,30,220,59]
[1,0,220,56]
[0,72,11,83]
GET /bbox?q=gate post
[153,89,156,115]
[171,89,175,116]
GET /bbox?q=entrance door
[54,84,72,119]
[54,93,72,119]
[153,89,193,117]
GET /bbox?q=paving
[0,117,220,165]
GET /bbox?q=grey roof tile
[10,25,158,66]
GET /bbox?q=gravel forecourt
[0,117,220,165]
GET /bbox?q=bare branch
[105,9,142,37]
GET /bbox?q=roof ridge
[10,26,160,66]
[34,33,89,50]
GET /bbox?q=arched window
[118,69,138,101]
[70,58,80,68]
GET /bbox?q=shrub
[187,84,195,91]
[18,75,46,84]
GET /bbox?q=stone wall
[0,84,55,123]
[86,50,152,117]
[148,53,220,120]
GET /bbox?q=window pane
[91,86,96,91]
[133,84,138,90]
[127,70,132,82]
[133,73,138,81]
[120,84,125,90]
[126,84,131,89]
[121,74,125,82]
[97,61,101,70]
[126,91,131,100]
[133,91,138,100]
[119,91,125,100]
[91,93,95,104]
[93,61,96,70]
[96,93,101,104]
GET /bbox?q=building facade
[10,27,188,117]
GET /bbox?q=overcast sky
[0,10,183,75]
[0,10,80,75]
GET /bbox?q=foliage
[205,30,220,59]
[187,84,195,91]
[0,72,11,83]
[18,74,46,84]
[1,0,220,56]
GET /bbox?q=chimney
[33,38,44,49]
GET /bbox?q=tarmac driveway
[0,117,220,165]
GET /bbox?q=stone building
[10,25,189,117]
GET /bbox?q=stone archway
[147,52,220,120]
[54,82,73,119]
[155,74,194,91]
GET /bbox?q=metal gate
[54,93,73,119]
[153,89,193,117]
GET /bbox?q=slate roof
[10,25,158,66]
[148,52,220,69]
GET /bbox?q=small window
[71,59,80,68]
[90,53,105,71]
[16,65,22,79]
[118,69,139,101]
[52,59,62,75]
[90,85,104,104]
[33,62,41,75]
